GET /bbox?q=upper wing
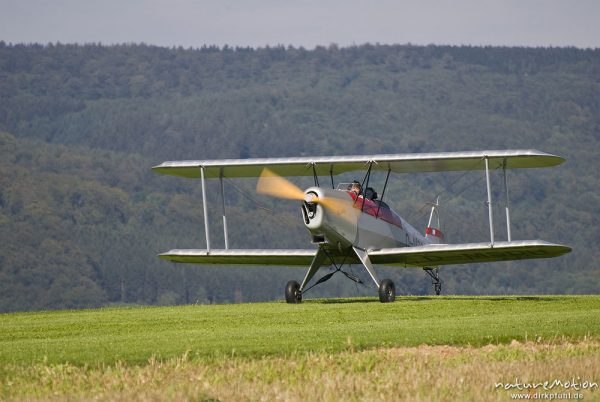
[152,149,564,179]
[158,240,570,267]
[368,240,571,267]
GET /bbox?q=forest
[0,42,598,312]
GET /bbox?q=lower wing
[159,249,317,265]
[368,240,571,267]
[158,240,570,267]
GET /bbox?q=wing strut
[359,162,373,212]
[484,156,495,246]
[375,167,391,218]
[502,159,512,242]
[311,162,320,187]
[200,166,211,252]
[219,169,229,249]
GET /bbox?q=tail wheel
[424,267,442,296]
[378,279,396,303]
[285,280,302,304]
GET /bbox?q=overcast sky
[1,0,599,49]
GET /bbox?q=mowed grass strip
[1,295,598,366]
[1,340,599,401]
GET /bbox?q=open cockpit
[335,183,403,228]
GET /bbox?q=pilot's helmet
[349,181,362,193]
[365,187,378,200]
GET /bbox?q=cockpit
[335,183,403,228]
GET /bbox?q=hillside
[0,42,599,311]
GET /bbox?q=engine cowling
[301,187,358,248]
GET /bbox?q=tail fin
[424,197,444,244]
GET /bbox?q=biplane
[152,150,571,303]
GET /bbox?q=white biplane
[153,150,571,303]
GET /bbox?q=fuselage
[301,187,441,252]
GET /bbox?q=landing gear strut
[285,247,398,303]
[424,268,442,295]
[285,280,302,304]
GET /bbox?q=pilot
[349,181,362,195]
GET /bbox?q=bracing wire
[223,177,272,212]
[223,177,301,229]
[403,159,500,241]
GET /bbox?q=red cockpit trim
[347,192,403,229]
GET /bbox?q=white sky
[1,0,599,49]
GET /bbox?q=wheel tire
[435,282,442,295]
[285,280,302,304]
[378,279,396,303]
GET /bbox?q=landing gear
[288,247,397,303]
[285,280,302,304]
[378,279,396,303]
[424,268,442,295]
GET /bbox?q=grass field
[1,295,599,401]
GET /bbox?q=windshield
[336,182,355,191]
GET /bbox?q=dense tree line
[0,43,598,312]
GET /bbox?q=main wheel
[378,279,395,303]
[435,282,442,295]
[285,280,302,304]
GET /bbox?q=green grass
[1,295,599,366]
[2,296,600,401]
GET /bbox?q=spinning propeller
[256,168,357,219]
[256,168,305,200]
